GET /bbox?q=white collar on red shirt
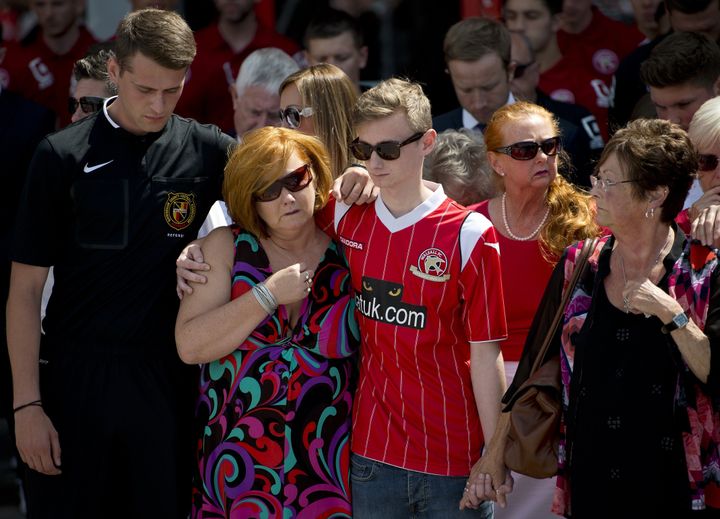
[375,185,447,233]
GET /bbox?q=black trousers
[23,341,197,519]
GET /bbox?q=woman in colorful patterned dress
[176,127,359,518]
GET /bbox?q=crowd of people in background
[2,0,720,518]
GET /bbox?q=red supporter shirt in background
[335,189,507,476]
[0,27,97,128]
[541,7,643,139]
[175,23,298,133]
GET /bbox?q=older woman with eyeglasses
[470,118,720,517]
[279,63,358,179]
[462,101,599,516]
[176,126,359,518]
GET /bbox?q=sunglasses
[514,61,535,79]
[698,153,719,172]
[493,136,562,161]
[279,105,314,129]
[255,164,313,202]
[68,96,105,115]
[350,132,425,161]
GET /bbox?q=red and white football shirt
[335,187,507,476]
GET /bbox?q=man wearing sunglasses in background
[68,44,117,124]
[337,77,509,518]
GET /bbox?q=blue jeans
[351,454,494,518]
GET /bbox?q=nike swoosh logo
[83,160,114,173]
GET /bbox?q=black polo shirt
[13,101,236,350]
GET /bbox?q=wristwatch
[661,312,689,334]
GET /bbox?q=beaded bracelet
[13,399,42,414]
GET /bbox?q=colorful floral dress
[192,227,359,518]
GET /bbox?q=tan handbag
[502,237,597,478]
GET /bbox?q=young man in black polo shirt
[7,9,236,518]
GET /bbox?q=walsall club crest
[164,192,196,230]
[409,248,451,282]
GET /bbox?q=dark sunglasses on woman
[255,164,313,202]
[279,105,313,129]
[349,132,425,161]
[698,154,719,172]
[493,136,562,161]
[68,96,105,115]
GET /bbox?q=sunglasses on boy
[698,153,719,172]
[68,96,105,115]
[279,105,314,129]
[349,132,425,161]
[493,136,562,161]
[255,164,313,202]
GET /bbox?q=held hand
[690,189,720,247]
[459,451,513,510]
[331,166,378,205]
[176,243,209,299]
[15,406,62,475]
[264,263,314,306]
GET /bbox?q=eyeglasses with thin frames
[349,132,426,161]
[589,175,638,192]
[254,164,313,202]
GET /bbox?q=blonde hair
[485,102,600,259]
[223,127,333,238]
[353,77,431,134]
[280,63,357,178]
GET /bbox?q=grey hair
[688,96,720,153]
[235,48,300,96]
[423,128,497,205]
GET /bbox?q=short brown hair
[353,77,431,134]
[640,31,720,90]
[443,17,510,67]
[599,118,696,222]
[114,8,196,71]
[223,127,333,238]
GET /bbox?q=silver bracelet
[252,282,277,314]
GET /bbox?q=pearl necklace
[501,192,550,241]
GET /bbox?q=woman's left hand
[622,278,675,318]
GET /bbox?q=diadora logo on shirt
[339,235,364,250]
[409,248,450,282]
[356,276,427,329]
[164,192,196,231]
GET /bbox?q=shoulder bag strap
[527,237,598,375]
